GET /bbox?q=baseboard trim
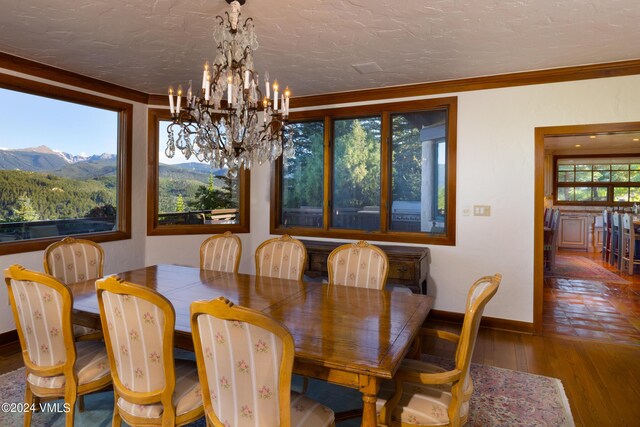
[429,309,534,334]
[0,329,18,347]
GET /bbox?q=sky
[0,88,118,156]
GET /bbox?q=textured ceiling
[1,0,640,97]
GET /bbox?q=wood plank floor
[2,324,639,426]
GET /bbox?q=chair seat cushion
[27,341,110,389]
[290,391,335,427]
[117,359,203,419]
[376,379,469,426]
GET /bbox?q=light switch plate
[462,206,471,216]
[473,205,491,216]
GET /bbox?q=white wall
[0,68,148,334]
[2,71,639,334]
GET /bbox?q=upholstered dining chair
[190,296,335,427]
[44,237,105,341]
[377,274,502,427]
[4,264,112,427]
[200,231,242,273]
[327,240,389,289]
[255,235,307,281]
[95,276,204,426]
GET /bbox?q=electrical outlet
[462,206,471,216]
[473,205,491,216]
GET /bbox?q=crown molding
[0,52,149,104]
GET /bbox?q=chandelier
[166,0,293,177]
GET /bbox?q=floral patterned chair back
[255,235,307,281]
[5,266,72,370]
[191,297,292,426]
[4,265,113,427]
[327,240,389,289]
[44,237,104,284]
[200,231,242,273]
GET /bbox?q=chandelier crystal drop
[166,0,294,176]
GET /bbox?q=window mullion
[380,111,390,233]
[323,115,332,231]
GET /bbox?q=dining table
[68,264,434,427]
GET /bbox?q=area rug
[0,354,574,426]
[547,255,630,285]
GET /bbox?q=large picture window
[0,75,132,255]
[555,156,640,205]
[271,97,457,245]
[147,109,249,235]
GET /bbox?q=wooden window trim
[553,153,640,206]
[147,109,250,236]
[270,97,457,245]
[0,72,133,256]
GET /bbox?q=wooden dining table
[68,264,434,427]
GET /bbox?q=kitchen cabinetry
[558,214,589,251]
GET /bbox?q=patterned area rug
[547,255,630,284]
[0,354,574,426]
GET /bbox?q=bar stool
[602,209,612,262]
[610,212,622,269]
[621,213,640,275]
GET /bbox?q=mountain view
[0,145,232,225]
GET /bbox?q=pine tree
[175,194,185,212]
[11,194,40,222]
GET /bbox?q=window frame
[553,153,640,206]
[0,72,132,256]
[270,97,457,245]
[147,108,250,235]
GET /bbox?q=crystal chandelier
[166,0,293,177]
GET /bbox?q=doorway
[534,122,640,343]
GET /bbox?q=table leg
[359,374,379,427]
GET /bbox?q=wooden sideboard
[300,240,430,294]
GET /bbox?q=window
[0,75,132,255]
[555,156,640,204]
[272,97,457,245]
[147,109,250,235]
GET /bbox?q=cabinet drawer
[388,261,416,282]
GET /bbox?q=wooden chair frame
[199,231,242,273]
[4,264,112,427]
[43,237,105,280]
[96,275,203,427]
[190,297,296,427]
[255,234,307,281]
[327,240,389,289]
[379,274,502,427]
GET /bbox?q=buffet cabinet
[300,240,430,294]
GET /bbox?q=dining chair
[4,264,112,427]
[95,276,205,426]
[621,213,640,275]
[200,231,242,273]
[44,237,105,341]
[255,235,307,281]
[377,274,502,427]
[327,240,389,289]
[190,296,335,427]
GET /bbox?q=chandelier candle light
[166,0,293,177]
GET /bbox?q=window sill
[0,230,131,256]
